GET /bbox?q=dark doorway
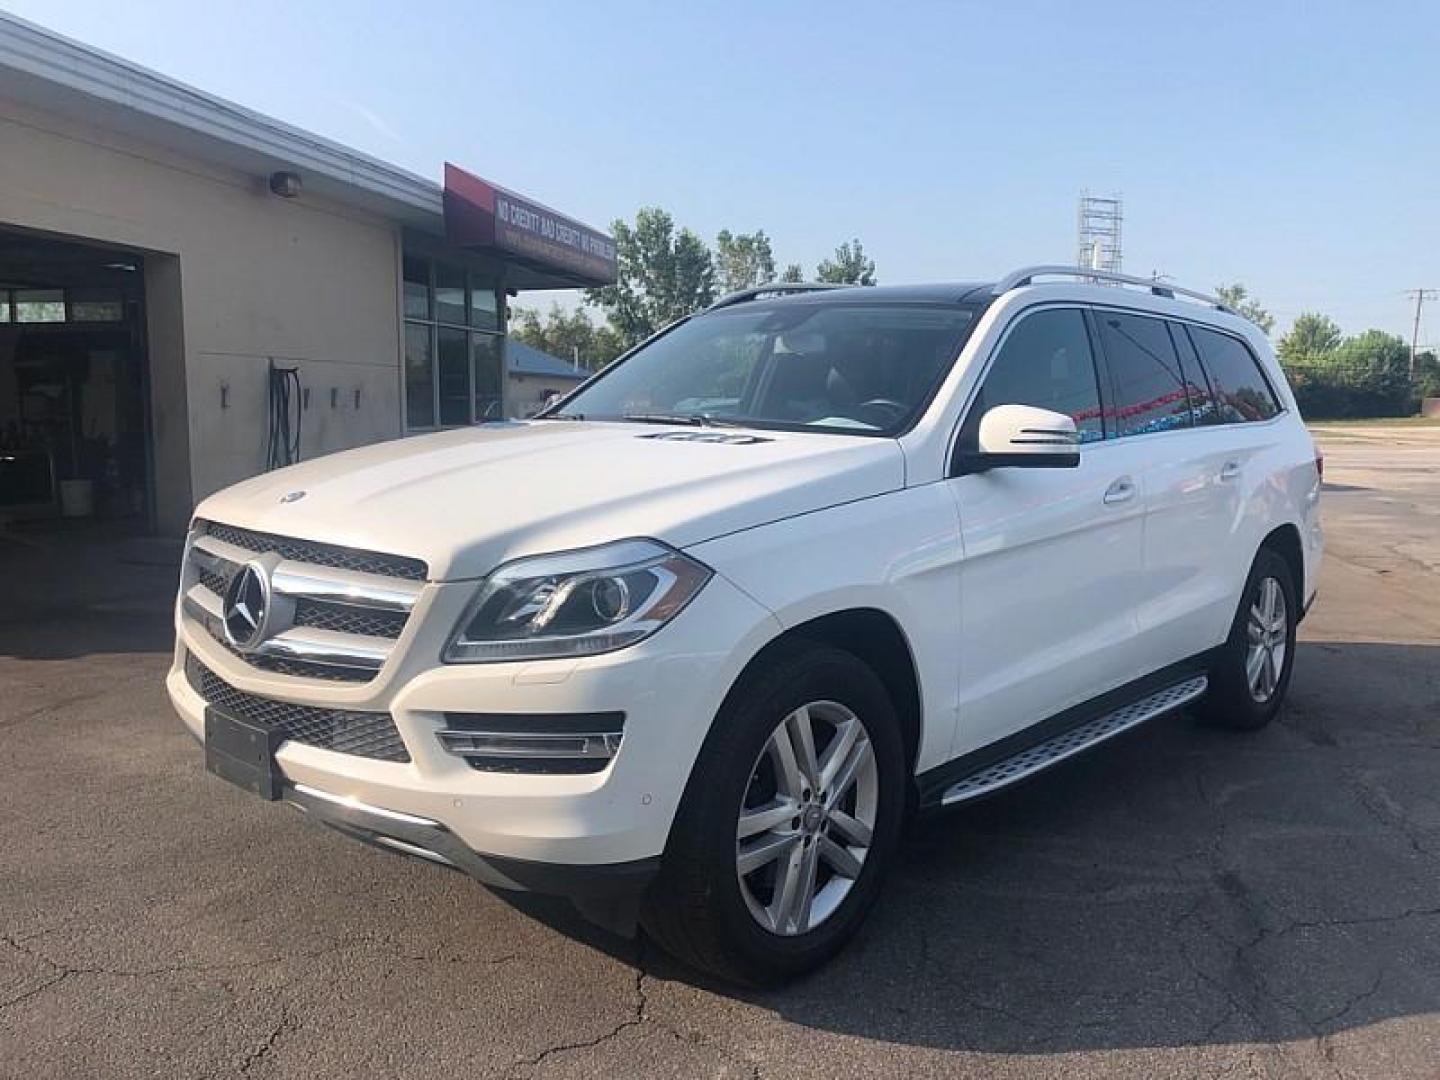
[0,229,150,529]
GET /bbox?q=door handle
[1220,460,1242,481]
[1103,476,1136,505]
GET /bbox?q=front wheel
[1198,547,1298,731]
[642,643,906,986]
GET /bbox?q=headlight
[444,539,712,663]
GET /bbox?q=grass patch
[1308,415,1440,428]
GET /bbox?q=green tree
[1335,329,1410,377]
[715,229,777,294]
[1415,350,1440,401]
[585,207,716,348]
[780,263,805,283]
[1282,329,1412,418]
[1278,312,1342,360]
[509,303,622,370]
[1214,283,1275,335]
[816,239,877,285]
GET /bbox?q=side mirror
[960,404,1081,473]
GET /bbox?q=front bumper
[282,780,659,932]
[168,569,782,888]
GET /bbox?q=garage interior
[0,228,152,531]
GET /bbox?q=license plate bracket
[205,707,285,800]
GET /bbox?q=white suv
[168,266,1322,984]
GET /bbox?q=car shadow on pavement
[505,640,1440,1055]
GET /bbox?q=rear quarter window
[1188,325,1281,422]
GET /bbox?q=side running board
[941,675,1209,806]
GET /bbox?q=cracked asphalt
[2,424,1438,1078]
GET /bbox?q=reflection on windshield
[550,303,979,436]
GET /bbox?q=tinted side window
[1189,326,1281,422]
[969,308,1104,444]
[1169,322,1223,426]
[1095,311,1193,437]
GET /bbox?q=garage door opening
[0,229,152,531]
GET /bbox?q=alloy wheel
[1245,575,1288,703]
[735,700,879,936]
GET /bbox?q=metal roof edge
[0,10,443,218]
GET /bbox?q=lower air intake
[185,654,410,763]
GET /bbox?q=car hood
[193,421,905,580]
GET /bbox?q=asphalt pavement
[1,425,1437,1078]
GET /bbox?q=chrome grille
[181,520,425,684]
[292,599,407,639]
[185,654,410,763]
[240,652,382,682]
[198,520,427,581]
[197,565,230,598]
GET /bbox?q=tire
[1197,547,1298,731]
[642,642,907,986]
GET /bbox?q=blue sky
[8,1,1440,342]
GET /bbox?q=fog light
[437,712,625,774]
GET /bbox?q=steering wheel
[855,398,909,427]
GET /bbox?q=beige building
[0,14,614,534]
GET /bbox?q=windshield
[550,302,980,436]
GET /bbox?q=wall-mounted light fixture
[268,171,302,198]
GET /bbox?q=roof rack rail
[992,265,1233,313]
[706,282,846,311]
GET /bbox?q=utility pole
[1405,288,1439,377]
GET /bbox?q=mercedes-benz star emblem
[280,490,306,504]
[222,562,271,651]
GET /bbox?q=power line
[1404,288,1439,376]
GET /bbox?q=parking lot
[2,425,1437,1079]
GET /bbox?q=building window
[403,256,430,320]
[472,333,504,420]
[434,263,466,326]
[401,255,505,430]
[404,323,434,428]
[437,327,470,426]
[69,290,125,322]
[0,288,124,324]
[15,289,66,323]
[470,285,500,332]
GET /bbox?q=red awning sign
[443,164,616,287]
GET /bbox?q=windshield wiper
[536,411,585,421]
[621,412,746,428]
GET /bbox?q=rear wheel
[642,644,905,985]
[1198,547,1298,731]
